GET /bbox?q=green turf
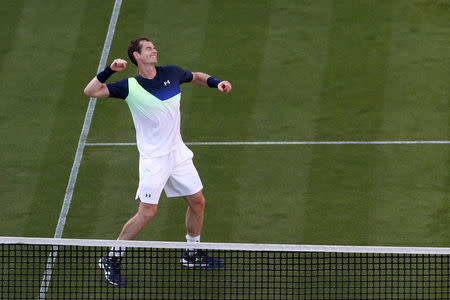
[0,0,448,248]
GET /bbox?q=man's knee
[185,191,205,211]
[137,202,158,222]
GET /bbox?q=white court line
[38,1,122,299]
[85,140,450,146]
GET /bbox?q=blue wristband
[207,76,221,88]
[96,65,116,83]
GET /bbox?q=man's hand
[111,59,127,72]
[84,59,126,98]
[218,81,232,94]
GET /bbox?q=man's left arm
[191,72,232,94]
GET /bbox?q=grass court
[1,0,448,249]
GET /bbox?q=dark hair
[128,38,150,66]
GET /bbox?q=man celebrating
[84,38,232,286]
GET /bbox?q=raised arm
[191,72,232,94]
[83,59,128,98]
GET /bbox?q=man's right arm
[83,76,110,98]
[83,58,127,98]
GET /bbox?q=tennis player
[84,38,232,286]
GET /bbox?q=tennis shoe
[181,249,223,268]
[98,256,125,286]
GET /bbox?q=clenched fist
[111,59,127,72]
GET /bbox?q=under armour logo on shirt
[164,80,170,86]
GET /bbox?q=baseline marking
[85,140,450,146]
[38,1,122,299]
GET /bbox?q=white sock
[186,234,200,253]
[186,234,200,243]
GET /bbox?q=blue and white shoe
[98,256,125,286]
[181,249,223,268]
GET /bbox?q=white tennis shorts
[136,144,203,204]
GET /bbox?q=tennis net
[1,237,449,299]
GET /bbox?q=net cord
[2,236,449,255]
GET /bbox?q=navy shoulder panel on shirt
[163,65,193,83]
[106,78,129,99]
[134,65,193,101]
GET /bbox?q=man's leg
[99,202,158,285]
[118,202,158,240]
[182,190,222,267]
[184,190,205,238]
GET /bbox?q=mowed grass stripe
[191,1,274,243]
[228,0,334,243]
[0,0,27,236]
[303,1,394,245]
[369,2,450,247]
[0,0,87,237]
[369,146,449,247]
[380,1,449,140]
[0,1,25,68]
[317,0,393,140]
[178,1,272,143]
[63,147,139,239]
[22,1,118,238]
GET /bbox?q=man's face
[135,40,157,65]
